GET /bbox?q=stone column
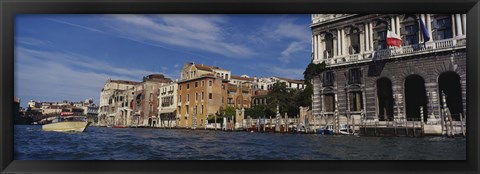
[313,34,318,61]
[390,17,395,32]
[451,15,457,37]
[364,23,369,52]
[359,26,365,54]
[319,34,325,60]
[461,14,466,36]
[426,14,432,41]
[369,22,374,51]
[395,16,400,35]
[455,14,463,36]
[317,34,323,61]
[337,29,341,56]
[341,28,346,56]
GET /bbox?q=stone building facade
[310,14,466,128]
[253,76,305,90]
[98,79,139,126]
[98,74,171,127]
[177,75,227,129]
[227,75,254,109]
[158,81,178,127]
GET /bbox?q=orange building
[177,75,228,128]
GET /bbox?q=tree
[245,104,275,119]
[266,82,300,117]
[207,106,236,123]
[301,61,327,107]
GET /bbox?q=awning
[159,108,176,114]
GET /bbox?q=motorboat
[339,124,354,135]
[42,112,90,132]
[316,125,334,135]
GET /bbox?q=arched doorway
[148,118,153,127]
[404,75,428,122]
[438,71,463,121]
[376,78,394,121]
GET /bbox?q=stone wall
[313,50,466,122]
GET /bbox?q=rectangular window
[349,92,364,112]
[404,24,419,45]
[202,81,205,86]
[195,93,198,101]
[187,94,190,102]
[179,85,182,90]
[323,71,335,87]
[324,94,336,112]
[348,68,362,85]
[209,80,212,86]
[376,30,387,50]
[195,82,198,88]
[201,105,204,114]
[209,93,213,99]
[202,92,204,100]
[179,95,181,102]
[433,16,453,40]
[187,84,190,89]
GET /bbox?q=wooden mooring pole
[460,113,465,137]
[420,106,424,137]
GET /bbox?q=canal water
[14,125,466,160]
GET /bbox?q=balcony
[324,37,466,67]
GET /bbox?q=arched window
[324,33,334,58]
[349,28,360,54]
[136,94,142,108]
[401,15,419,45]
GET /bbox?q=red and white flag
[386,29,402,48]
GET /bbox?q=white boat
[42,113,90,132]
[339,124,354,135]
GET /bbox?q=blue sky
[15,14,312,107]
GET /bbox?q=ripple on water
[14,125,467,160]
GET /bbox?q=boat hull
[42,122,90,132]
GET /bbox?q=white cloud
[47,18,103,33]
[256,16,311,63]
[16,37,52,47]
[262,65,304,79]
[104,14,255,58]
[260,17,311,42]
[280,41,308,63]
[15,47,179,104]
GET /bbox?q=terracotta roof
[144,74,172,82]
[274,76,304,84]
[110,80,141,85]
[194,64,226,71]
[193,64,212,71]
[231,75,254,81]
[177,75,216,84]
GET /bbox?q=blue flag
[419,18,430,42]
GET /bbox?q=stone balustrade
[324,36,466,67]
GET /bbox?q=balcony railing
[324,37,466,67]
